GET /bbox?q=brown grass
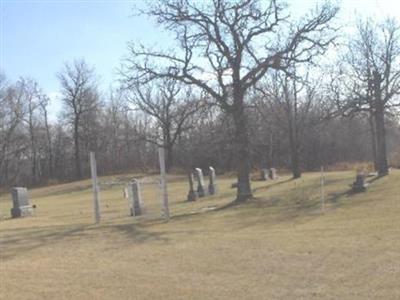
[0,170,399,299]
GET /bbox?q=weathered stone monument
[187,172,198,201]
[128,179,143,216]
[260,168,269,181]
[269,168,277,180]
[10,187,33,218]
[351,173,368,192]
[123,187,129,199]
[194,168,206,197]
[208,166,218,195]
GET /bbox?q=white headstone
[194,168,206,197]
[208,166,217,195]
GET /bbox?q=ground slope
[0,170,399,299]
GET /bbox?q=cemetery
[1,0,400,299]
[0,166,399,299]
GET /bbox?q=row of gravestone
[121,167,218,217]
[260,168,277,180]
[187,167,217,201]
[6,171,370,220]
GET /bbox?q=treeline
[1,0,400,193]
[1,70,399,188]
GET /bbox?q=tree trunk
[289,141,301,179]
[29,121,38,185]
[74,118,82,179]
[368,112,379,171]
[288,118,301,179]
[164,129,173,173]
[166,144,173,173]
[232,91,252,202]
[374,103,389,176]
[42,104,53,178]
[267,131,274,168]
[373,72,389,177]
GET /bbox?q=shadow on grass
[0,223,91,261]
[366,175,384,184]
[2,173,385,262]
[252,178,294,193]
[104,223,170,244]
[0,221,171,261]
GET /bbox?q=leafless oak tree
[58,59,99,179]
[126,78,205,171]
[256,68,319,178]
[122,0,338,201]
[334,18,400,176]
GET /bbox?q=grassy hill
[0,170,399,299]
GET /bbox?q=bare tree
[15,78,46,184]
[0,75,26,186]
[335,18,400,176]
[126,78,204,171]
[39,94,53,178]
[257,69,319,178]
[58,59,99,179]
[122,0,338,202]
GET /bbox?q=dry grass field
[0,170,399,299]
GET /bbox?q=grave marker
[187,172,198,201]
[128,179,143,216]
[351,172,368,193]
[208,166,218,195]
[260,168,269,181]
[194,168,206,197]
[10,187,33,218]
[269,168,277,180]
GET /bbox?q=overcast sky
[1,0,399,118]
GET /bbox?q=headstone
[10,187,33,218]
[260,168,269,181]
[269,168,277,180]
[208,166,218,195]
[123,187,129,199]
[187,172,198,201]
[352,173,368,192]
[194,168,206,197]
[128,179,143,216]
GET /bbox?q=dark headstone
[128,179,143,216]
[10,187,33,218]
[187,173,198,201]
[352,173,368,192]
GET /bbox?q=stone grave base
[187,190,198,201]
[11,205,33,218]
[208,184,217,195]
[352,184,368,193]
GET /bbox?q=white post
[90,151,101,223]
[158,147,169,220]
[320,166,325,213]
